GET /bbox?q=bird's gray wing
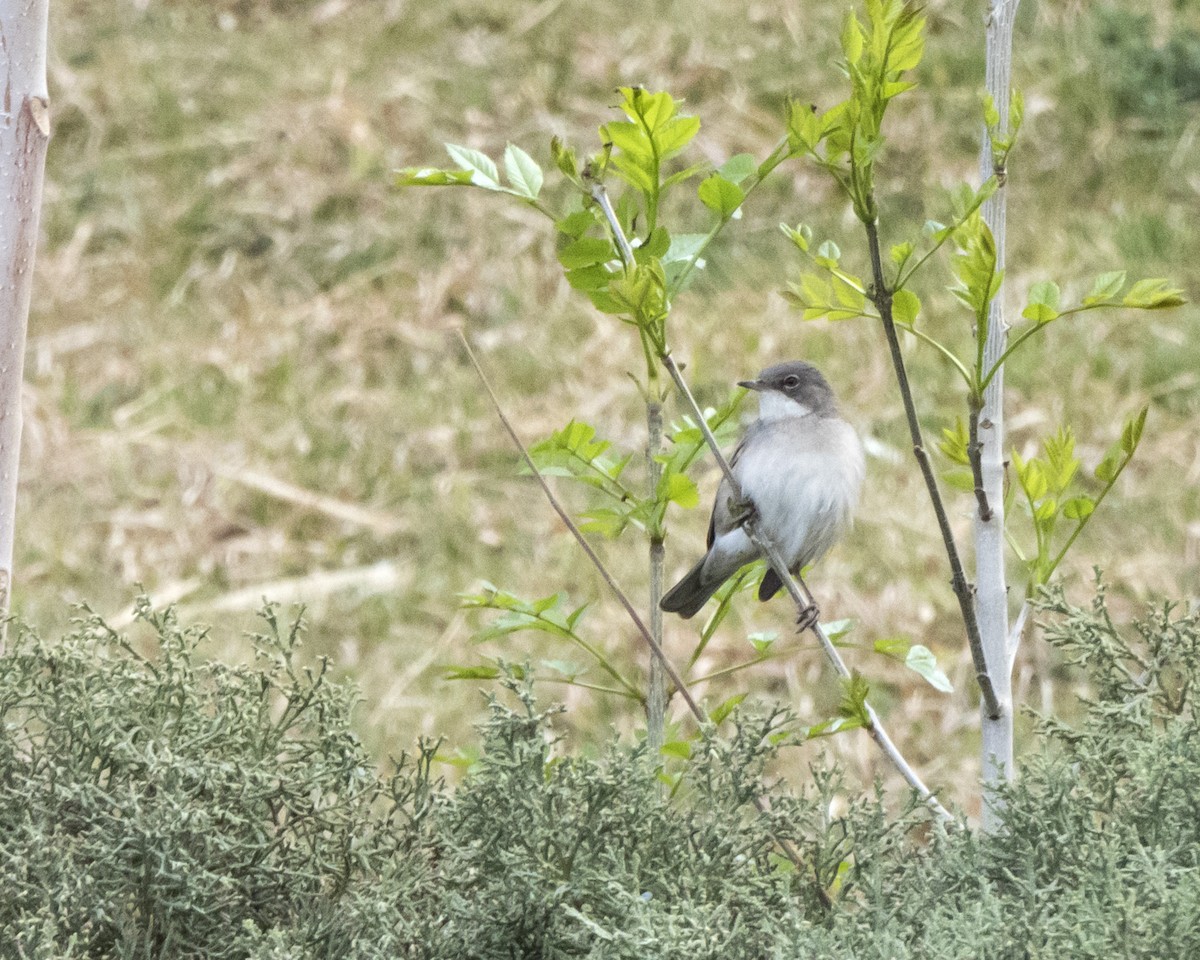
[706,431,754,549]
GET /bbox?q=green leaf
[1123,278,1187,310]
[1083,270,1126,305]
[837,671,871,727]
[503,143,543,199]
[822,619,855,643]
[950,216,1002,319]
[747,632,778,654]
[804,715,863,739]
[1062,496,1095,521]
[903,644,953,693]
[558,236,616,270]
[941,467,976,492]
[1022,281,1061,324]
[780,222,812,252]
[1009,88,1025,139]
[981,92,1000,131]
[710,693,747,725]
[816,239,841,268]
[659,472,699,509]
[698,175,745,216]
[462,585,591,644]
[887,5,926,72]
[394,167,476,187]
[443,664,501,681]
[564,263,616,292]
[938,419,970,465]
[578,508,632,538]
[1042,427,1080,492]
[445,143,502,189]
[892,288,921,325]
[832,275,867,311]
[660,740,692,760]
[550,136,578,178]
[656,115,702,159]
[1019,458,1049,501]
[638,226,672,261]
[663,233,709,265]
[660,161,710,191]
[890,241,914,266]
[1094,451,1121,484]
[873,636,910,661]
[528,421,623,481]
[881,80,917,100]
[556,209,598,240]
[1122,406,1148,453]
[841,10,864,64]
[718,153,757,185]
[787,100,824,154]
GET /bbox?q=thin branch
[458,330,704,722]
[647,394,667,751]
[896,322,974,387]
[864,220,1003,721]
[690,655,775,687]
[589,182,636,266]
[1044,439,1136,582]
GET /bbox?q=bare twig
[646,396,667,751]
[458,330,824,872]
[864,219,1002,722]
[458,330,704,722]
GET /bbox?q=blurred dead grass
[26,0,1200,814]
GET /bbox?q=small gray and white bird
[660,360,865,620]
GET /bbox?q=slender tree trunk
[0,1,51,625]
[977,0,1020,831]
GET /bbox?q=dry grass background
[26,0,1200,815]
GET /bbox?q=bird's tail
[660,558,724,619]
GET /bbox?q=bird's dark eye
[783,375,800,389]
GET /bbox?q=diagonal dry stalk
[458,330,705,722]
[457,330,833,877]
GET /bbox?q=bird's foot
[795,604,821,634]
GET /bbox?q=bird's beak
[737,378,765,392]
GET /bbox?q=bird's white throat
[756,390,812,421]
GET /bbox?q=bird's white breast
[734,416,864,569]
